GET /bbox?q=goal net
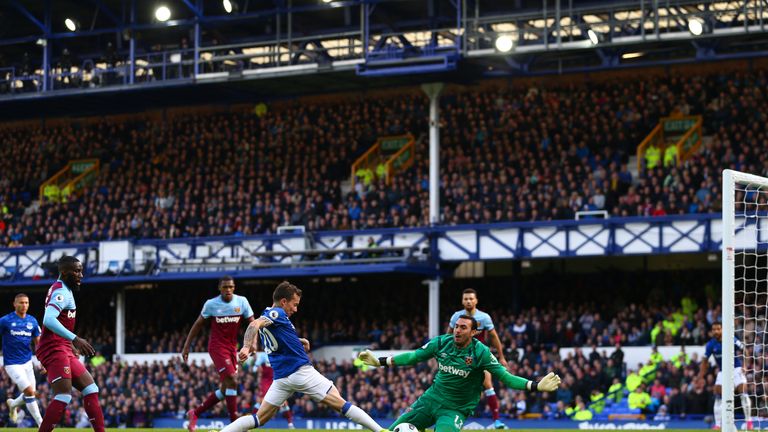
[722,169,768,431]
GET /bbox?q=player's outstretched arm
[358,337,441,368]
[483,350,560,392]
[181,316,207,363]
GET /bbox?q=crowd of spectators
[0,334,734,427]
[0,68,766,247]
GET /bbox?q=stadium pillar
[428,278,440,338]
[115,288,125,356]
[421,82,443,225]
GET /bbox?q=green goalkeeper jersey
[392,334,529,416]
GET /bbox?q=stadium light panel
[64,18,78,32]
[155,5,172,22]
[223,0,233,13]
[494,35,514,53]
[587,29,599,45]
[621,52,644,59]
[322,0,334,3]
[688,19,704,35]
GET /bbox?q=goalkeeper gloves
[530,372,561,392]
[358,349,391,367]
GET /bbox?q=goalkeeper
[358,315,561,432]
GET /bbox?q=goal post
[722,169,768,431]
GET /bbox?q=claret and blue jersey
[259,306,311,379]
[201,294,254,350]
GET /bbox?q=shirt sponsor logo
[10,330,32,337]
[438,362,470,378]
[215,316,240,324]
[67,310,76,319]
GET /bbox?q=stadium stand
[0,69,765,247]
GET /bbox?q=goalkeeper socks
[84,392,106,432]
[741,393,753,421]
[341,401,384,431]
[24,396,43,426]
[221,414,258,432]
[195,390,224,416]
[485,389,500,421]
[39,395,71,432]
[225,389,239,422]
[714,397,722,427]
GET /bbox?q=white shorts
[716,367,747,388]
[3,360,36,391]
[263,365,334,406]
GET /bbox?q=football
[392,423,418,432]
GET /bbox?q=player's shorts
[38,351,87,384]
[3,360,36,391]
[716,367,747,388]
[210,349,238,378]
[389,395,466,432]
[263,365,333,406]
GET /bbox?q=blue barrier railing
[0,213,742,284]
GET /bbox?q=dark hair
[14,293,28,301]
[712,321,722,327]
[462,288,477,297]
[58,256,80,273]
[219,275,235,286]
[457,314,479,330]
[273,281,302,302]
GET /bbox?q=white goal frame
[722,169,768,432]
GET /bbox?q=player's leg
[482,370,504,428]
[220,378,288,432]
[388,398,437,432]
[279,400,295,428]
[320,385,384,431]
[71,359,105,432]
[189,352,237,430]
[39,355,75,432]
[714,370,723,429]
[433,409,466,432]
[21,360,42,426]
[735,368,752,429]
[5,364,29,423]
[221,354,240,422]
[291,365,382,431]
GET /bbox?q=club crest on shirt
[64,366,71,375]
[234,307,241,313]
[26,323,33,329]
[465,356,473,366]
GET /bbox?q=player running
[699,321,753,430]
[358,315,561,432]
[182,276,255,431]
[220,281,386,432]
[36,256,104,432]
[448,288,508,428]
[1,293,43,426]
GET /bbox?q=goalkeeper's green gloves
[530,372,561,392]
[358,349,389,367]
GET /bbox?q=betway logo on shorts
[438,362,470,378]
[10,330,32,337]
[215,316,240,324]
